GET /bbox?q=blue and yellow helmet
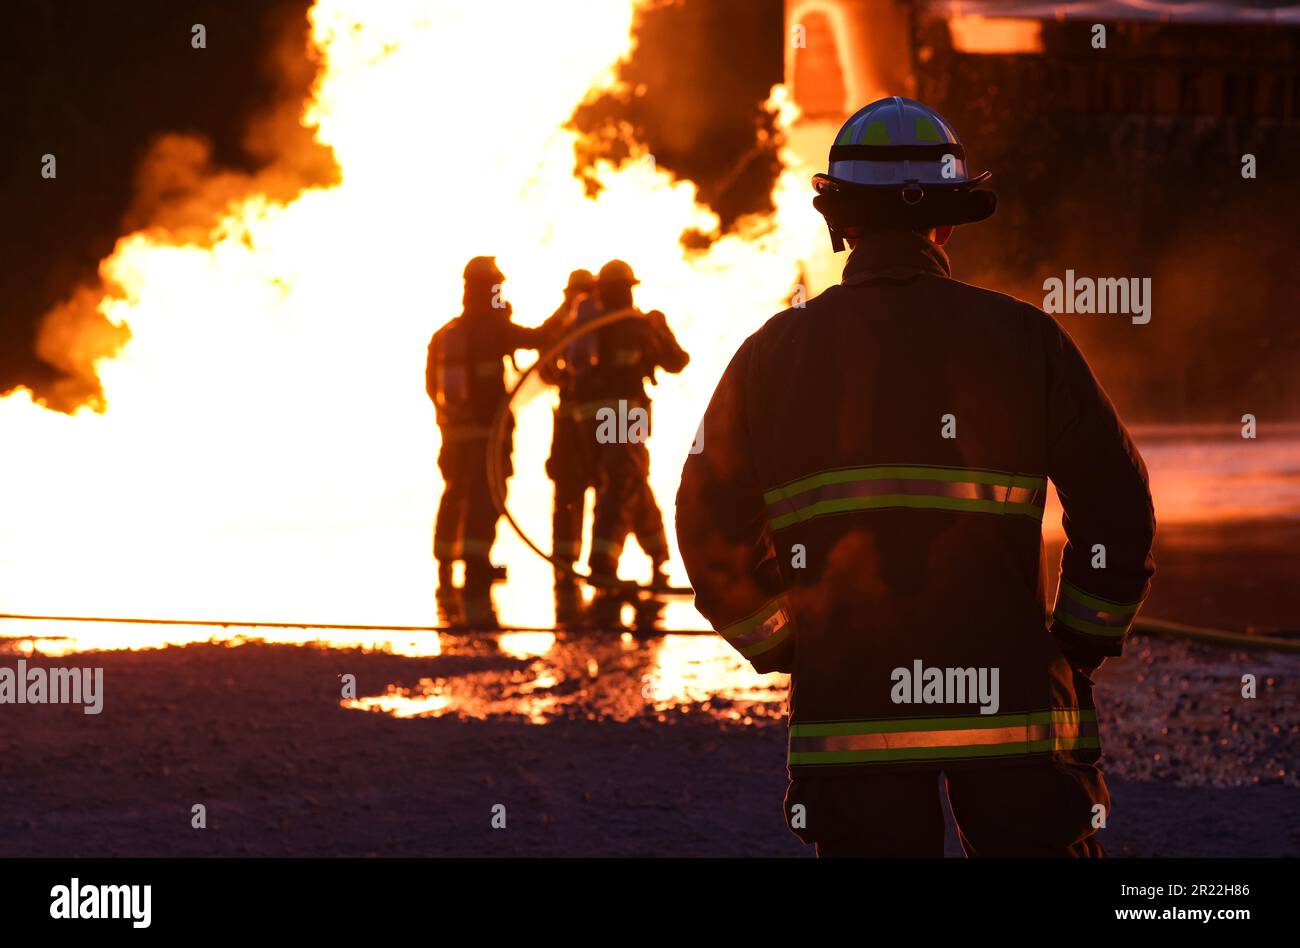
[812,97,996,250]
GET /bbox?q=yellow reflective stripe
[790,709,1098,765]
[718,598,792,658]
[461,539,493,555]
[860,119,890,145]
[764,465,1047,530]
[914,115,943,142]
[1053,579,1144,638]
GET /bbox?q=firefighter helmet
[464,256,505,284]
[565,268,596,292]
[812,97,996,251]
[597,259,639,286]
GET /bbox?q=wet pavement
[340,627,788,725]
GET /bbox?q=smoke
[18,2,338,413]
[30,288,132,412]
[570,0,785,235]
[923,31,1300,424]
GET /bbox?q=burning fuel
[0,0,825,624]
[2,0,1299,879]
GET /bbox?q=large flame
[0,0,825,629]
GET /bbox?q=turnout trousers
[589,437,671,580]
[784,759,1110,857]
[434,420,512,585]
[547,407,598,580]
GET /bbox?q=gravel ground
[1094,637,1300,857]
[3,505,1297,858]
[0,629,1296,857]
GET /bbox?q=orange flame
[0,1,829,628]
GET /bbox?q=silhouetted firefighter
[578,259,689,611]
[536,269,599,606]
[676,98,1156,857]
[427,256,543,597]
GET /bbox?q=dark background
[912,12,1300,421]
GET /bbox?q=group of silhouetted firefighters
[429,95,1157,858]
[426,256,689,622]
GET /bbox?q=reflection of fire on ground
[342,631,788,725]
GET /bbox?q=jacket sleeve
[534,304,570,386]
[507,321,547,353]
[675,338,792,674]
[425,332,439,403]
[646,310,690,375]
[1044,317,1156,671]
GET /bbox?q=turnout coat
[676,231,1156,774]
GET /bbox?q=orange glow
[338,633,787,724]
[0,1,827,627]
[0,618,443,659]
[948,15,1044,54]
[1,2,1290,647]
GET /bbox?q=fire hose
[0,613,1295,651]
[485,307,695,596]
[7,328,1294,647]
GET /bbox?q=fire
[0,0,826,629]
[946,15,1043,55]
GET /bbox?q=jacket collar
[840,230,952,286]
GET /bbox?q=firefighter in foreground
[676,97,1156,857]
[580,260,690,607]
[427,256,542,599]
[536,269,599,605]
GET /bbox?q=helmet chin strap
[827,221,846,253]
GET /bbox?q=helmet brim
[812,170,992,194]
[812,172,997,228]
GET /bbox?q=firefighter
[536,269,599,597]
[581,259,689,600]
[427,256,542,595]
[676,97,1155,857]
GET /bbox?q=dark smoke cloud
[3,0,780,411]
[570,0,785,237]
[0,0,335,411]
